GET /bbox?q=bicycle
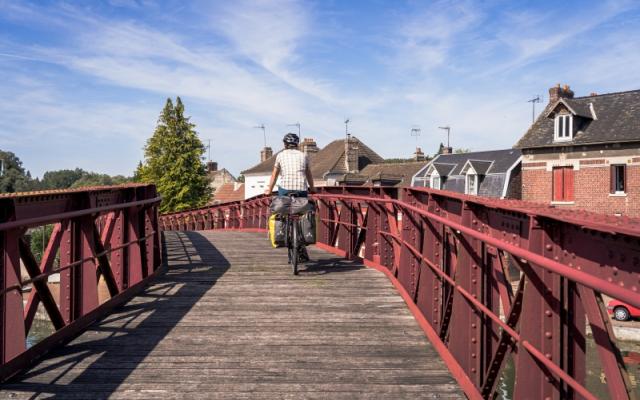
[282,193,309,276]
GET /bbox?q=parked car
[607,299,640,321]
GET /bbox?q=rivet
[471,323,476,328]
[545,332,552,338]
[545,353,552,359]
[545,244,552,251]
[471,338,477,343]
[545,310,552,317]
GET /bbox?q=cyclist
[265,132,315,262]
[264,132,315,198]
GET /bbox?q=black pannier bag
[271,215,286,247]
[298,211,316,244]
[270,196,315,215]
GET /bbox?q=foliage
[71,173,130,188]
[236,174,245,183]
[0,150,35,193]
[454,148,470,154]
[137,97,211,213]
[38,168,85,190]
[29,224,55,263]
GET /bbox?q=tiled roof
[211,183,244,204]
[516,89,640,149]
[426,149,521,176]
[241,136,384,178]
[359,161,427,187]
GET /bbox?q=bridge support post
[1,229,26,364]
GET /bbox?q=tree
[38,168,85,190]
[0,150,34,193]
[454,148,470,154]
[137,97,211,213]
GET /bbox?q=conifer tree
[138,97,211,213]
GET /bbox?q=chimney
[260,147,273,162]
[344,134,359,173]
[413,147,425,161]
[548,83,575,103]
[300,138,319,154]
[441,146,453,155]
[207,161,218,172]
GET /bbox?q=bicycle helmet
[283,133,300,147]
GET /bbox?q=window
[554,114,573,141]
[430,171,441,189]
[610,165,626,194]
[552,166,574,202]
[466,173,478,195]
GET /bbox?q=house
[206,161,237,193]
[210,182,245,204]
[515,84,640,216]
[335,148,430,187]
[411,149,522,199]
[241,135,383,198]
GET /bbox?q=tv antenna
[253,124,267,147]
[527,95,542,124]
[345,118,350,137]
[438,126,451,148]
[203,139,213,162]
[410,126,421,143]
[287,122,301,137]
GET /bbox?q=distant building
[515,84,640,216]
[412,149,522,199]
[210,182,245,204]
[241,135,383,199]
[206,161,237,193]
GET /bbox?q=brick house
[515,85,640,217]
[411,149,522,199]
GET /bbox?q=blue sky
[1,0,639,178]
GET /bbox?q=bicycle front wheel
[291,221,299,275]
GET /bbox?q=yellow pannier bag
[268,213,286,248]
[268,214,277,248]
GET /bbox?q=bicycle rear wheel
[291,221,299,275]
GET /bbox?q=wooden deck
[2,231,462,399]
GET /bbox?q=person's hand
[308,187,316,194]
[264,188,272,196]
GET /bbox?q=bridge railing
[164,186,640,399]
[0,184,162,382]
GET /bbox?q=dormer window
[554,114,573,142]
[465,169,478,195]
[430,171,441,189]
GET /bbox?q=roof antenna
[345,118,350,139]
[410,126,421,144]
[253,124,266,148]
[438,126,451,148]
[527,95,542,124]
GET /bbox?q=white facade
[245,173,283,199]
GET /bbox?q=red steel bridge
[0,184,639,399]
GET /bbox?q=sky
[1,0,639,178]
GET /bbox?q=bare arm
[265,165,280,195]
[305,164,315,192]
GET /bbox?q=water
[496,340,640,399]
[26,318,55,348]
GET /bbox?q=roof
[462,160,493,175]
[241,136,384,178]
[420,149,521,177]
[211,183,244,204]
[241,150,283,175]
[310,137,384,178]
[516,89,640,149]
[359,161,427,187]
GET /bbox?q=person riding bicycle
[265,133,315,263]
[264,132,315,197]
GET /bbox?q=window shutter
[610,165,616,193]
[563,167,574,201]
[623,165,627,193]
[553,167,563,201]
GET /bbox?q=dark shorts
[277,188,308,197]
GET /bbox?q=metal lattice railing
[0,184,162,382]
[161,186,640,399]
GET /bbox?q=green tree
[38,168,85,190]
[0,150,34,193]
[70,172,131,188]
[138,97,211,213]
[454,148,470,154]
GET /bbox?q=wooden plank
[2,231,463,398]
